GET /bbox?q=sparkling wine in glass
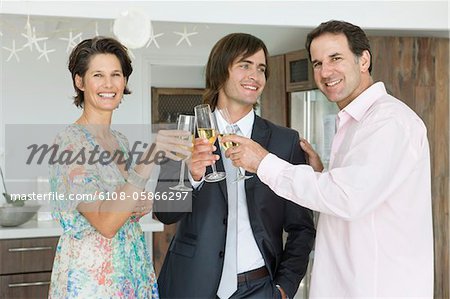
[194,104,226,183]
[169,114,195,191]
[216,107,253,182]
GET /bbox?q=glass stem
[211,163,219,174]
[179,160,186,186]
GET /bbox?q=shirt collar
[235,109,254,138]
[338,82,387,123]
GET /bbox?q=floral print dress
[49,125,159,299]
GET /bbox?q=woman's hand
[134,130,192,179]
[131,192,153,219]
[154,130,192,161]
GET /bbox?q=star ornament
[59,31,82,53]
[146,26,164,49]
[94,22,99,36]
[37,42,56,62]
[21,27,48,52]
[173,26,198,47]
[21,18,33,51]
[2,40,23,62]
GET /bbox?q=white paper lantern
[113,8,151,49]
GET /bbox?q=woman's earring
[115,97,124,110]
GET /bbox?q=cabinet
[0,237,58,298]
[285,49,316,92]
[151,87,204,125]
[261,50,317,127]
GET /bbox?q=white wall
[2,39,78,125]
[150,65,205,88]
[0,29,207,201]
[0,40,207,126]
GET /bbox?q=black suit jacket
[155,115,315,298]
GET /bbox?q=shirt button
[219,251,224,258]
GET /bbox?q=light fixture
[113,8,151,49]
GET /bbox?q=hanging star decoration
[21,16,34,51]
[146,26,164,49]
[1,18,205,62]
[173,26,198,47]
[37,42,56,62]
[2,40,23,62]
[59,31,82,53]
[94,22,99,36]
[21,27,48,52]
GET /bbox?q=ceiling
[2,1,449,31]
[1,9,448,62]
[0,13,310,57]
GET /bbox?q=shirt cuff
[257,153,292,187]
[188,171,204,190]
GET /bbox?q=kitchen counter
[0,215,164,239]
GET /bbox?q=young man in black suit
[155,33,315,299]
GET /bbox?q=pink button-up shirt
[258,82,433,298]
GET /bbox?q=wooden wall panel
[432,38,449,299]
[261,54,288,127]
[370,36,449,298]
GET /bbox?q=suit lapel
[250,114,271,150]
[245,114,270,193]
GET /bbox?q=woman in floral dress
[48,37,190,299]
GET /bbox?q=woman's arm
[77,130,191,238]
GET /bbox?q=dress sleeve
[49,129,107,239]
[112,129,133,170]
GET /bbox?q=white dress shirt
[191,109,265,273]
[258,82,434,298]
[216,110,266,273]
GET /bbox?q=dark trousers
[221,275,282,299]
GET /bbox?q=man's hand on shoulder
[300,138,324,172]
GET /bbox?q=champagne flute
[194,104,226,183]
[216,107,253,182]
[169,115,195,191]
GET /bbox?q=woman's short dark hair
[68,36,133,108]
[204,33,270,110]
[305,20,372,74]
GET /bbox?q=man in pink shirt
[223,20,433,298]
